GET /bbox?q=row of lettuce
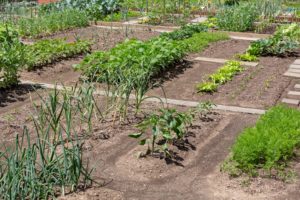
[196,23,300,93]
[0,25,91,88]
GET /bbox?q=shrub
[229,105,300,174]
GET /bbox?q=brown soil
[149,39,297,109]
[4,98,291,200]
[23,26,160,51]
[20,28,159,86]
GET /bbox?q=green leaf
[139,139,147,145]
[129,132,143,139]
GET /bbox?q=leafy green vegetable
[246,23,300,57]
[197,61,243,93]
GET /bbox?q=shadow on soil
[0,84,42,107]
[152,60,193,87]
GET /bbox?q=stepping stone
[295,84,300,89]
[230,36,260,41]
[287,69,300,73]
[193,57,258,67]
[290,64,300,69]
[288,91,300,96]
[282,98,300,105]
[284,72,300,78]
[294,59,300,65]
[191,16,207,23]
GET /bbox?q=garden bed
[148,39,298,109]
[20,27,160,85]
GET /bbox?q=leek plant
[0,83,105,199]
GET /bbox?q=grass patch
[180,32,229,53]
[222,105,300,178]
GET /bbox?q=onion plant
[0,83,105,199]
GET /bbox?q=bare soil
[149,39,298,109]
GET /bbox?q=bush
[230,105,300,173]
[0,25,25,89]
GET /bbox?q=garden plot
[1,6,300,198]
[1,92,289,200]
[19,28,159,85]
[148,39,298,109]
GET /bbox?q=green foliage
[180,32,229,53]
[16,9,89,38]
[247,23,300,56]
[39,0,120,20]
[197,61,243,93]
[76,37,186,118]
[237,53,258,62]
[25,39,91,70]
[129,103,213,157]
[228,105,300,174]
[0,25,25,89]
[0,85,97,199]
[102,11,141,22]
[161,23,209,40]
[216,3,259,32]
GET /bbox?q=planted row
[25,39,91,70]
[0,84,100,199]
[197,61,243,93]
[245,23,300,57]
[15,9,89,38]
[222,105,300,178]
[0,25,91,88]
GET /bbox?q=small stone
[281,98,300,105]
[288,91,300,96]
[289,64,300,69]
[284,72,300,78]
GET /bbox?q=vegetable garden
[1,0,300,199]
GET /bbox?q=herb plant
[222,105,300,178]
